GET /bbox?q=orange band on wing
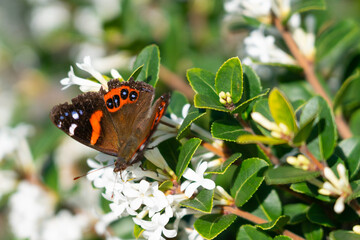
[90,110,103,145]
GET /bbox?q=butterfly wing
[50,91,119,156]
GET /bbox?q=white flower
[180,161,215,198]
[38,210,89,240]
[0,170,17,200]
[9,181,55,239]
[224,0,272,24]
[251,112,291,138]
[123,180,155,210]
[318,164,352,214]
[61,56,109,92]
[148,189,174,218]
[244,29,296,65]
[169,103,191,125]
[133,213,177,240]
[288,14,316,60]
[185,227,204,240]
[271,0,291,19]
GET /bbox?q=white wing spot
[72,111,79,120]
[69,123,77,136]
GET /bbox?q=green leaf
[194,94,228,112]
[158,180,173,192]
[180,189,214,213]
[302,221,323,240]
[230,158,269,207]
[237,134,287,145]
[232,90,269,115]
[290,182,332,202]
[253,99,274,137]
[133,44,160,86]
[301,96,337,160]
[206,152,242,174]
[176,138,202,178]
[268,88,297,133]
[336,137,360,179]
[42,156,59,192]
[242,65,262,99]
[215,57,243,103]
[158,138,180,172]
[350,109,360,136]
[265,166,320,185]
[307,204,336,227]
[187,68,216,96]
[349,180,360,201]
[177,106,206,140]
[236,225,272,240]
[317,20,360,71]
[273,236,292,240]
[330,230,360,240]
[128,64,143,81]
[134,224,143,239]
[242,185,282,221]
[283,203,309,225]
[195,214,237,239]
[292,115,316,146]
[334,68,360,112]
[256,215,290,232]
[290,0,326,15]
[211,119,248,142]
[167,91,189,117]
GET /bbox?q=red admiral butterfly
[50,78,170,172]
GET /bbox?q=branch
[159,65,195,100]
[273,16,353,139]
[223,206,305,240]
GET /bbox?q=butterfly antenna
[73,162,115,180]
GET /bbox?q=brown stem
[273,16,352,139]
[223,206,305,240]
[299,145,325,172]
[202,142,227,158]
[159,65,195,100]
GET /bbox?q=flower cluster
[251,112,292,139]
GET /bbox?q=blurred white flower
[9,181,55,239]
[133,213,177,240]
[289,14,316,60]
[244,29,296,65]
[30,1,70,38]
[318,164,352,214]
[123,180,155,210]
[224,0,272,24]
[271,0,291,20]
[91,0,122,21]
[185,227,204,240]
[38,210,89,240]
[0,91,15,127]
[0,170,17,200]
[74,7,103,38]
[181,161,215,198]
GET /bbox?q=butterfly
[50,78,170,172]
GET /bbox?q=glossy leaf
[334,68,360,111]
[237,134,287,145]
[158,180,173,192]
[301,96,337,160]
[177,106,206,140]
[265,166,320,185]
[211,119,247,142]
[176,138,202,178]
[242,185,282,221]
[290,182,332,202]
[128,65,143,81]
[180,189,214,213]
[187,68,216,95]
[330,230,360,240]
[336,137,360,179]
[230,158,269,207]
[195,214,237,239]
[206,152,242,174]
[302,221,323,240]
[236,225,272,240]
[283,203,309,225]
[194,94,228,112]
[292,115,316,146]
[133,44,160,86]
[290,0,326,15]
[158,138,180,172]
[232,90,269,115]
[256,215,290,232]
[215,57,243,103]
[307,204,336,227]
[268,88,297,133]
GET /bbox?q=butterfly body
[50,79,170,171]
